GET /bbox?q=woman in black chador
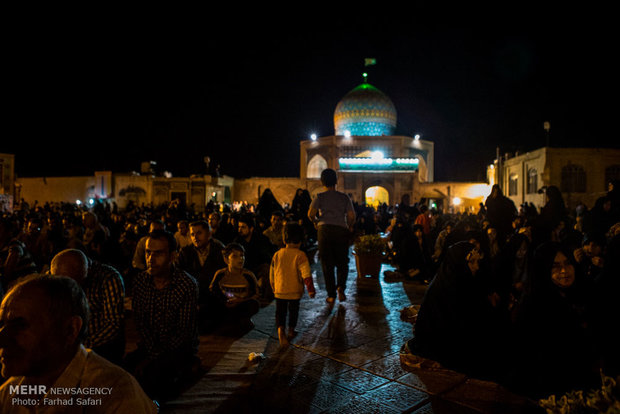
[508,242,599,398]
[411,241,503,380]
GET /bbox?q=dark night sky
[4,8,618,182]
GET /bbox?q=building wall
[16,176,95,205]
[418,181,492,213]
[113,174,152,208]
[0,153,15,196]
[497,147,620,211]
[501,147,547,209]
[232,177,305,206]
[15,173,234,213]
[0,153,15,211]
[546,148,618,209]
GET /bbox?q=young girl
[269,222,316,346]
[210,243,260,332]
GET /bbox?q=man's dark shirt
[212,225,235,245]
[234,232,273,275]
[132,267,199,358]
[176,238,226,302]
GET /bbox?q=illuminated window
[527,168,538,194]
[508,173,518,196]
[561,164,586,193]
[307,154,327,179]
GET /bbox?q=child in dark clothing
[210,243,260,331]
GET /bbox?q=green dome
[333,83,397,136]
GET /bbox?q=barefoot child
[269,222,316,346]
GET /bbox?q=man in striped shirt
[50,249,126,365]
[126,229,199,402]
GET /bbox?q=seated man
[126,229,200,402]
[0,274,156,412]
[176,220,226,330]
[20,217,53,273]
[174,220,193,249]
[234,214,273,300]
[263,210,286,251]
[0,216,37,298]
[209,243,259,333]
[131,220,166,273]
[208,212,235,245]
[50,248,126,365]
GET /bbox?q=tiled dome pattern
[334,83,397,136]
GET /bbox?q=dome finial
[363,58,376,84]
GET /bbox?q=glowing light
[310,133,317,141]
[371,150,384,160]
[365,186,389,207]
[344,130,351,138]
[76,200,82,205]
[414,134,420,141]
[452,197,462,206]
[89,199,94,205]
[463,184,492,199]
[489,164,495,169]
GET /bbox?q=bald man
[50,249,125,365]
[0,275,157,412]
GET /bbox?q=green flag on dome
[364,58,376,66]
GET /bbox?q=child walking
[269,222,316,347]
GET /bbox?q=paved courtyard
[140,250,542,414]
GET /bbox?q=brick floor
[140,249,543,413]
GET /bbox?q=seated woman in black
[411,241,502,380]
[508,242,599,398]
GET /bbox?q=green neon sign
[338,157,419,171]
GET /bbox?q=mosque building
[299,78,435,207]
[236,76,436,208]
[8,72,618,214]
[6,75,496,213]
[234,75,490,212]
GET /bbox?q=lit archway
[307,154,327,178]
[365,186,389,207]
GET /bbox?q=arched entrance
[365,186,389,207]
[307,154,328,179]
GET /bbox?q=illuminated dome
[334,82,397,136]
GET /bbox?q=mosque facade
[7,78,501,213]
[298,81,435,207]
[234,79,490,212]
[235,79,439,207]
[6,78,493,213]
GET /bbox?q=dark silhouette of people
[484,184,517,245]
[509,242,599,398]
[411,241,502,380]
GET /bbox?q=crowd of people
[0,183,327,404]
[406,182,620,400]
[1,177,619,404]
